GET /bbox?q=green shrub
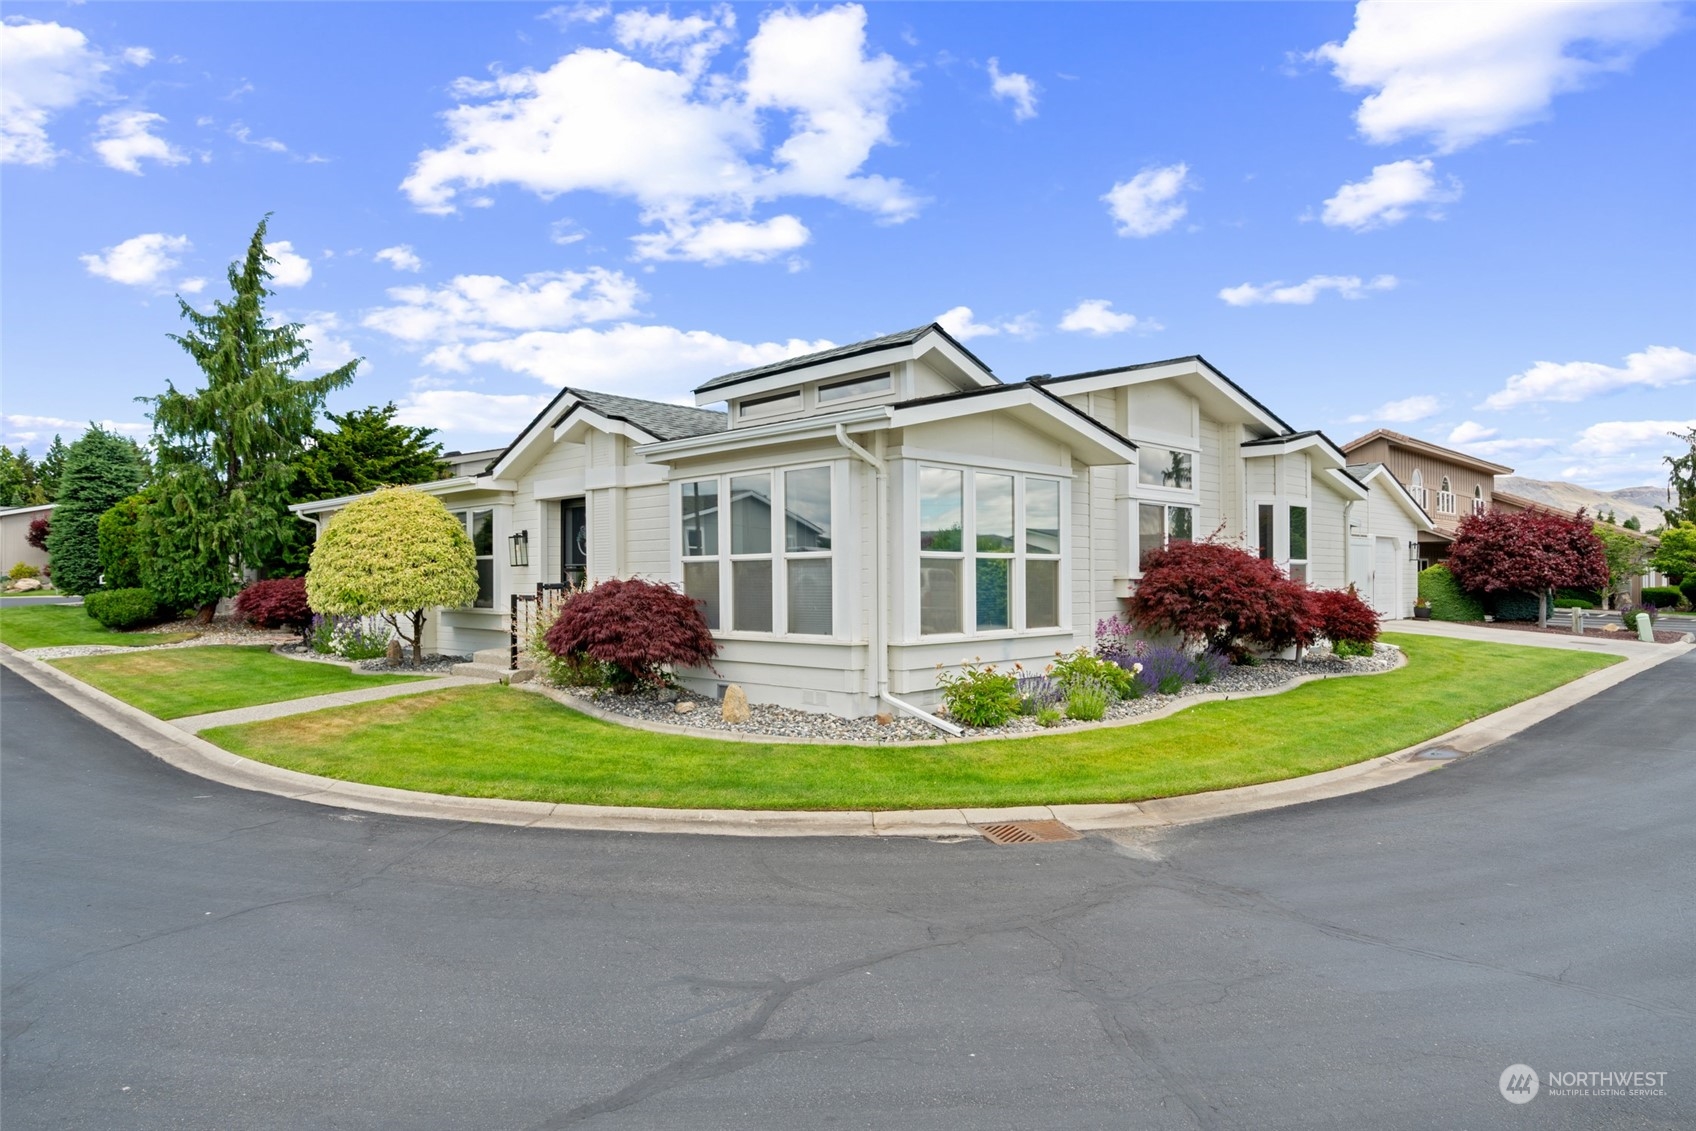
[1552,597,1594,610]
[1489,590,1543,622]
[1682,576,1696,606]
[1333,638,1375,657]
[97,494,147,590]
[9,562,40,580]
[1064,678,1113,722]
[1035,705,1064,728]
[1418,565,1484,622]
[936,659,1021,728]
[83,587,161,630]
[1641,586,1683,609]
[1051,649,1135,700]
[1622,607,1657,632]
[527,597,615,689]
[1556,587,1602,606]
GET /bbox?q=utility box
[1638,614,1656,643]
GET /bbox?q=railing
[510,582,575,670]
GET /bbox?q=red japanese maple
[1129,539,1318,656]
[1446,509,1608,596]
[235,577,313,639]
[544,577,718,691]
[1311,586,1381,645]
[26,516,50,551]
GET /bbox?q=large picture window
[920,466,1064,636]
[679,467,834,637]
[1140,503,1195,571]
[451,508,495,608]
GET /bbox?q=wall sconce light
[508,529,529,568]
[1408,540,1419,563]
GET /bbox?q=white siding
[1307,473,1349,590]
[623,484,670,578]
[1198,418,1223,533]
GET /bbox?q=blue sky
[3,1,1691,488]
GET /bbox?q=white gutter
[833,422,963,738]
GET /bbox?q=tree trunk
[410,610,427,666]
[195,602,218,625]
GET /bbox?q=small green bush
[1064,679,1113,722]
[1418,565,1484,622]
[1051,649,1135,700]
[1035,705,1064,728]
[1622,607,1657,632]
[1489,590,1545,622]
[1682,577,1696,606]
[9,562,41,580]
[1552,597,1594,610]
[84,587,161,630]
[1641,585,1683,609]
[1332,638,1375,657]
[936,660,1021,728]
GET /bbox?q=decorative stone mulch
[554,643,1402,744]
[267,642,468,674]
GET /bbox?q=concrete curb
[3,638,1688,840]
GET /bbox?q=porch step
[472,646,534,669]
[450,661,533,685]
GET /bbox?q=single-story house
[0,502,53,576]
[293,323,1416,717]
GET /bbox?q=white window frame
[736,390,802,421]
[916,462,1068,639]
[814,371,892,407]
[1437,475,1457,516]
[673,463,841,640]
[449,506,497,609]
[1288,503,1309,584]
[1409,468,1428,511]
[1472,484,1485,516]
[1136,502,1196,574]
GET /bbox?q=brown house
[1340,429,1513,568]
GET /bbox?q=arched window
[1409,468,1427,509]
[1438,476,1456,515]
[1473,484,1485,515]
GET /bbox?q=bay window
[919,465,1064,636]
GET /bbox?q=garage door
[1372,536,1400,618]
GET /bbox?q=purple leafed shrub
[1137,644,1197,695]
[1015,673,1062,715]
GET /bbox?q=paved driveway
[3,657,1692,1130]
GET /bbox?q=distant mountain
[1496,477,1668,529]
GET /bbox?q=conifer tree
[44,426,148,594]
[37,435,68,500]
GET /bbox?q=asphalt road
[3,656,1693,1130]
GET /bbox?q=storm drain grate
[975,819,1082,845]
[1415,746,1463,761]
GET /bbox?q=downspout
[835,423,963,738]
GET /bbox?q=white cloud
[1219,274,1397,306]
[80,232,191,287]
[293,312,359,374]
[1310,0,1680,153]
[1057,299,1148,336]
[549,219,587,245]
[3,413,149,446]
[363,267,643,343]
[394,384,554,437]
[631,214,810,264]
[91,109,186,174]
[1102,162,1191,237]
[402,4,917,263]
[612,5,736,81]
[1480,345,1696,410]
[1447,420,1497,444]
[935,305,1035,341]
[1320,158,1462,232]
[987,57,1038,121]
[374,244,424,272]
[1347,394,1441,424]
[264,241,313,287]
[1558,418,1696,484]
[539,3,611,30]
[1,19,151,166]
[178,276,206,294]
[230,121,327,163]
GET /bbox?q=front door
[561,498,587,586]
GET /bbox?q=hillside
[1496,477,1667,528]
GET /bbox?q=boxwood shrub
[84,587,162,630]
[1640,585,1684,609]
[1417,565,1484,622]
[1489,590,1544,623]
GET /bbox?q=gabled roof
[1339,428,1514,476]
[889,380,1139,465]
[1034,354,1295,435]
[563,388,727,442]
[1240,429,1353,469]
[693,323,995,394]
[1348,462,1437,532]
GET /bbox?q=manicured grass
[0,603,198,650]
[51,645,428,720]
[203,634,1619,811]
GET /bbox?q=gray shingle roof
[562,388,727,441]
[693,323,994,394]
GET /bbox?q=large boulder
[721,684,751,724]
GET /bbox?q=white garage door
[1372,536,1400,618]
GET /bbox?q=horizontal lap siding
[1308,477,1348,590]
[622,484,670,579]
[1199,418,1223,534]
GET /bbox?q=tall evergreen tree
[0,446,47,508]
[1662,426,1696,527]
[36,435,68,500]
[140,216,358,610]
[44,426,148,594]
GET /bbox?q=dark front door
[562,498,587,586]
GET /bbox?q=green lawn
[0,603,199,650]
[202,634,1619,811]
[51,645,429,720]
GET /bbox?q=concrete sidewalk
[2,634,1689,839]
[1385,618,1686,654]
[174,676,482,733]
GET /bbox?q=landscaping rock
[875,712,894,726]
[656,688,679,703]
[674,701,696,715]
[385,638,404,666]
[721,684,751,724]
[12,578,42,591]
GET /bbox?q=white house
[293,323,1414,718]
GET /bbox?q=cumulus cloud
[80,232,191,287]
[402,4,916,264]
[393,384,555,437]
[292,311,360,374]
[1,19,149,166]
[539,3,611,30]
[1558,418,1696,483]
[935,305,1035,341]
[264,241,313,287]
[374,244,424,272]
[91,109,186,174]
[1347,394,1440,424]
[1480,345,1696,409]
[1219,274,1397,306]
[1057,299,1151,336]
[987,57,1037,121]
[1320,158,1462,231]
[631,214,810,264]
[1447,420,1497,444]
[1309,0,1680,154]
[2,413,148,446]
[1102,162,1191,237]
[363,267,643,343]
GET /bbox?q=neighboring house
[295,324,1413,717]
[1339,429,1513,568]
[0,502,53,575]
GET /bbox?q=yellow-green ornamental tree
[305,488,477,665]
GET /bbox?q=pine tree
[44,427,148,594]
[1663,427,1696,527]
[140,216,359,610]
[0,446,47,508]
[37,435,68,500]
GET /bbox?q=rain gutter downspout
[835,423,963,738]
